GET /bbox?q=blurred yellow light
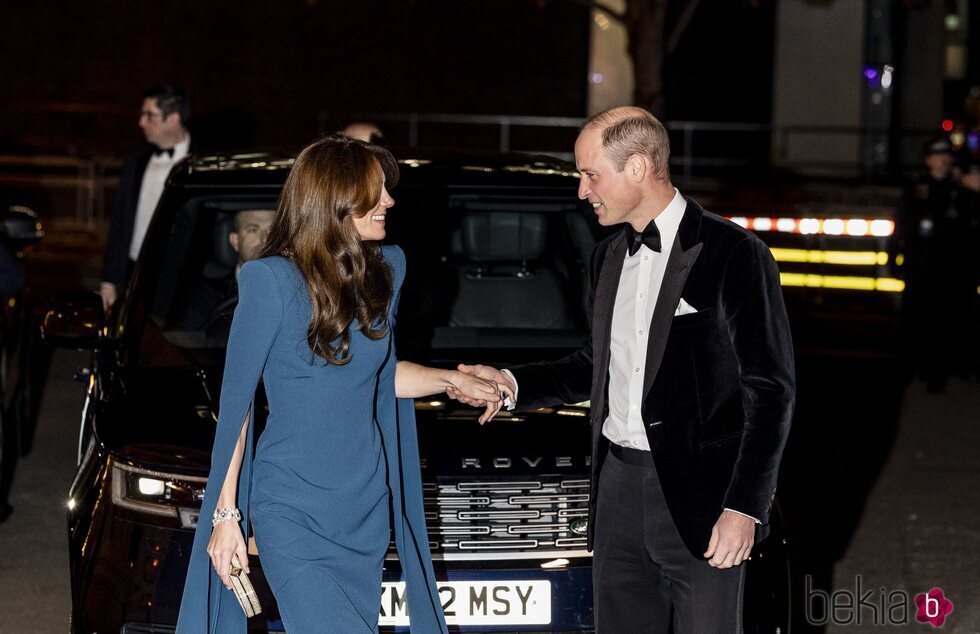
[876,278,905,292]
[779,272,904,292]
[769,248,887,266]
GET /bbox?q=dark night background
[0,0,777,155]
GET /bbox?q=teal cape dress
[176,247,447,633]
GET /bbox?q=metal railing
[0,155,119,227]
[319,111,937,180]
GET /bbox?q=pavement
[0,348,88,633]
[825,377,980,633]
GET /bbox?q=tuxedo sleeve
[507,238,607,411]
[101,153,140,286]
[720,236,795,522]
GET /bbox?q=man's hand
[452,364,516,405]
[703,510,755,569]
[99,283,117,313]
[448,371,505,425]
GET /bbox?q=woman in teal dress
[176,137,506,632]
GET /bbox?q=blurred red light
[942,119,954,132]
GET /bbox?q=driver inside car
[176,208,276,331]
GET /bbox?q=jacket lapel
[590,233,626,442]
[642,201,704,398]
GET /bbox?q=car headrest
[212,213,238,271]
[460,212,547,262]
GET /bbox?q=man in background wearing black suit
[100,85,191,312]
[455,107,795,632]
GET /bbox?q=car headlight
[110,460,207,529]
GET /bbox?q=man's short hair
[144,85,189,122]
[232,208,275,232]
[585,107,671,181]
[923,136,953,156]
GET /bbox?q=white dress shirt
[128,135,191,260]
[601,188,686,450]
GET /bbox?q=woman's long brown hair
[260,136,397,365]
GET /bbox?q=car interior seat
[449,212,577,329]
[203,212,238,280]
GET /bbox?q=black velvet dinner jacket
[101,140,196,288]
[511,197,796,558]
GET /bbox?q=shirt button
[639,293,644,298]
[638,329,644,336]
[643,255,649,261]
[634,367,640,373]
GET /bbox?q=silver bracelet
[212,507,242,527]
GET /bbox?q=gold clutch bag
[229,553,262,617]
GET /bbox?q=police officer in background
[892,137,975,391]
[955,157,980,378]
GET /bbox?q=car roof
[177,148,581,191]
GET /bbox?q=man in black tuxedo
[100,85,192,312]
[456,107,795,632]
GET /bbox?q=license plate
[379,580,551,626]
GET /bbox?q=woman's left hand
[447,372,509,424]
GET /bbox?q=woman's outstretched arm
[394,360,510,424]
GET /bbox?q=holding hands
[446,364,517,424]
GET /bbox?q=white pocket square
[674,297,698,316]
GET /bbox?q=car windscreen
[387,189,597,356]
[130,189,598,367]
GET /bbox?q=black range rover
[45,150,788,633]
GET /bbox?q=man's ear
[627,154,648,183]
[228,233,241,254]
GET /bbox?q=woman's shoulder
[381,244,406,283]
[238,257,303,298]
[242,255,298,280]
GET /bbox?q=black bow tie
[153,146,175,158]
[624,220,662,256]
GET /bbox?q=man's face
[352,184,395,242]
[575,126,643,227]
[139,97,182,147]
[925,152,954,181]
[229,210,276,264]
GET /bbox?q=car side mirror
[1,206,44,248]
[41,292,107,349]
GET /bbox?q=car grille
[410,476,591,559]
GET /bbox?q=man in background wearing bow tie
[100,85,192,312]
[455,106,795,632]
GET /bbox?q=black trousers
[593,445,745,633]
